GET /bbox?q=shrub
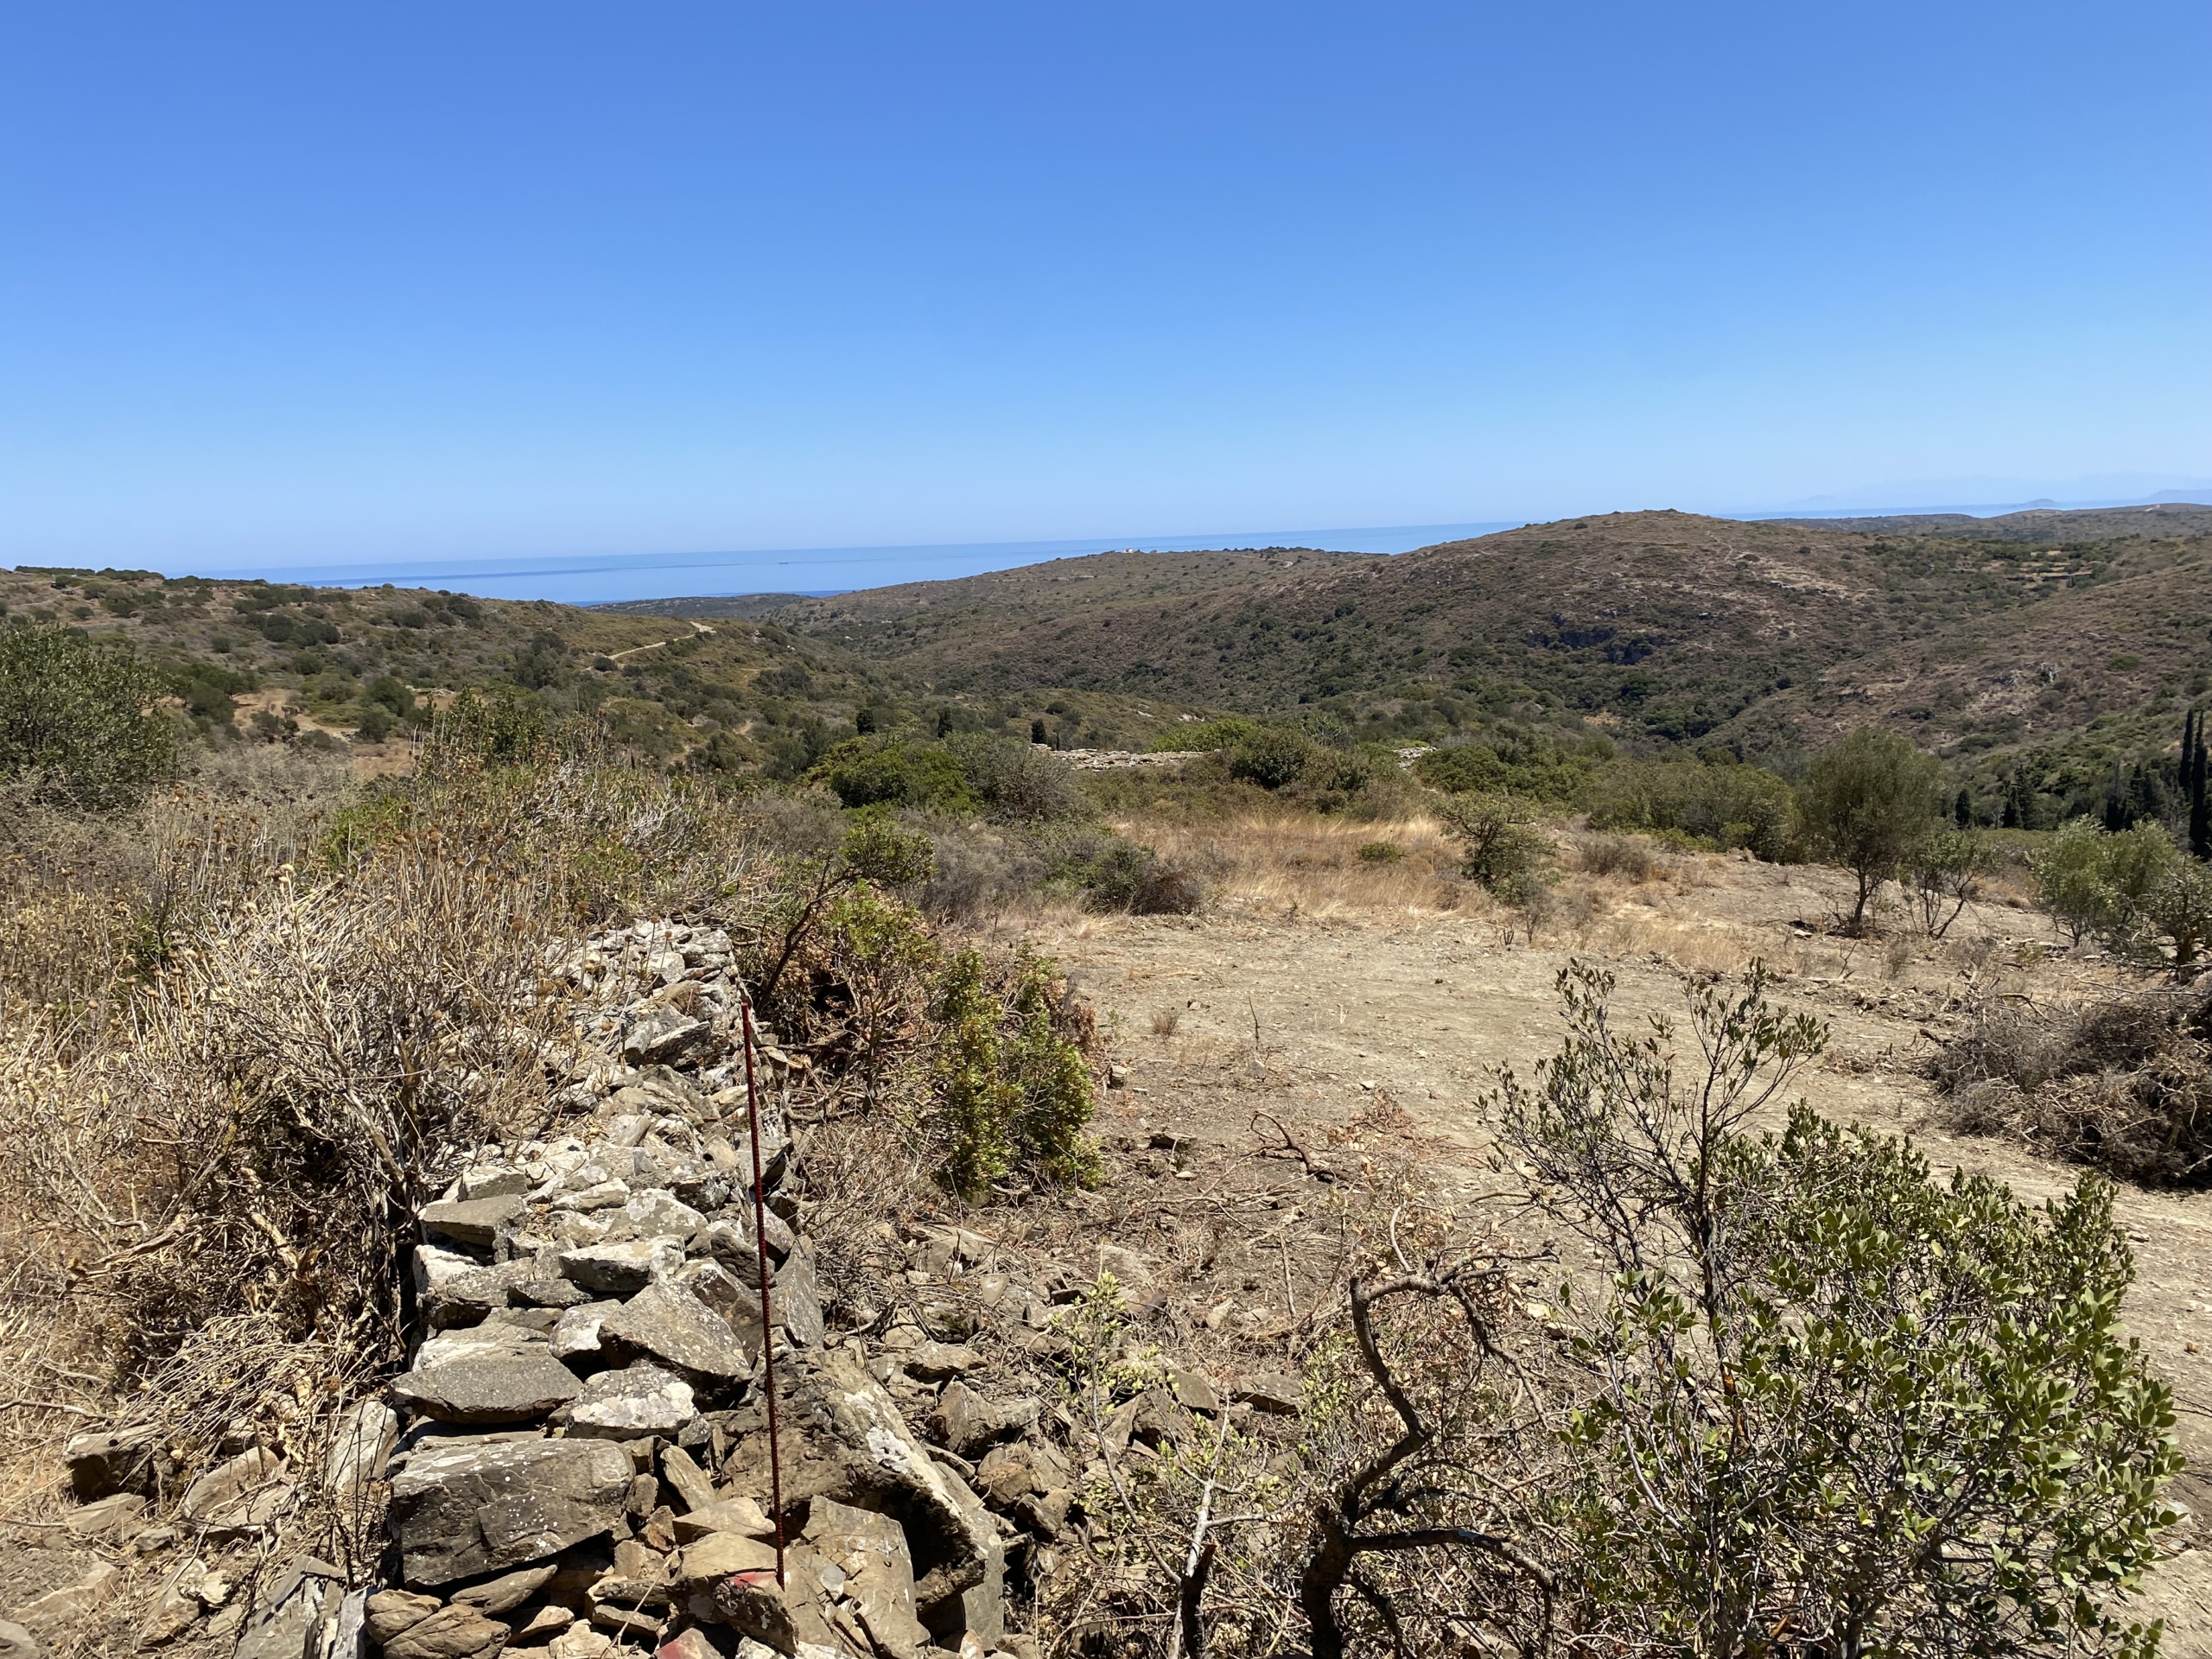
[1575,833,1656,880]
[1934,987,2212,1185]
[1227,727,1319,790]
[2031,819,2209,970]
[1079,836,1205,915]
[1796,728,1943,932]
[1356,841,1404,864]
[1495,964,2182,1654]
[0,621,180,810]
[807,734,976,813]
[1587,756,1795,860]
[944,732,1085,823]
[1905,827,1992,938]
[1415,729,1595,804]
[1437,791,1549,900]
[1150,717,1259,753]
[929,947,1100,1197]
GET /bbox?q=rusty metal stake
[741,993,786,1586]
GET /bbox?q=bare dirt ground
[1036,815,2212,1649]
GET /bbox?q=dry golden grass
[1112,811,1474,921]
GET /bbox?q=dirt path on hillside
[1033,846,2212,1643]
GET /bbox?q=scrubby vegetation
[7,511,2212,1656]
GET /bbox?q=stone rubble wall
[30,918,1297,1659]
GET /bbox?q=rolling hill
[8,501,2207,805]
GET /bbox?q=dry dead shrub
[1575,833,1658,882]
[1933,988,2212,1185]
[0,733,782,1493]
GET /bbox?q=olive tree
[0,620,179,810]
[1491,964,2181,1656]
[1796,728,1943,932]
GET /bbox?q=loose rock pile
[33,918,1302,1659]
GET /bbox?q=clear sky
[3,2,2208,582]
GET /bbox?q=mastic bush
[930,946,1100,1197]
[0,620,180,810]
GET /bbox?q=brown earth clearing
[1036,814,2212,1645]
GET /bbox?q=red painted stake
[740,993,786,1587]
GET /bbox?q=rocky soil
[3,920,1310,1659]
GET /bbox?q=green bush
[0,621,180,810]
[808,734,976,813]
[944,733,1085,823]
[1437,791,1550,900]
[1227,726,1319,790]
[1416,729,1596,804]
[1587,756,1795,860]
[1150,717,1259,753]
[930,947,1100,1197]
[1496,964,2182,1656]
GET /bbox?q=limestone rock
[657,1444,717,1511]
[622,1188,704,1237]
[231,1556,342,1659]
[365,1590,442,1644]
[562,1363,696,1440]
[930,1383,1037,1460]
[324,1398,401,1498]
[805,1497,929,1659]
[448,1560,558,1615]
[550,1300,622,1361]
[1231,1373,1301,1415]
[601,1281,750,1382]
[671,1493,778,1543]
[773,1241,824,1349]
[1167,1368,1221,1414]
[15,1560,119,1636]
[381,1603,512,1659]
[720,1350,1001,1642]
[429,1257,550,1329]
[391,1355,583,1425]
[557,1236,686,1298]
[673,1531,779,1586]
[421,1193,527,1248]
[179,1446,281,1523]
[61,1491,146,1540]
[390,1437,632,1587]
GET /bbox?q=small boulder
[550,1300,622,1361]
[1231,1373,1301,1415]
[601,1282,751,1383]
[670,1493,778,1543]
[558,1236,687,1298]
[772,1241,824,1348]
[64,1425,158,1500]
[381,1603,512,1659]
[391,1355,584,1426]
[448,1560,558,1615]
[420,1193,527,1249]
[562,1363,697,1440]
[390,1437,633,1586]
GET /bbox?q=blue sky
[3,3,2208,590]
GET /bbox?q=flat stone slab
[390,1437,632,1587]
[601,1281,750,1382]
[419,1194,526,1248]
[556,1236,686,1297]
[390,1357,583,1425]
[563,1363,697,1440]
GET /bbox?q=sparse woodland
[3,505,2211,1659]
